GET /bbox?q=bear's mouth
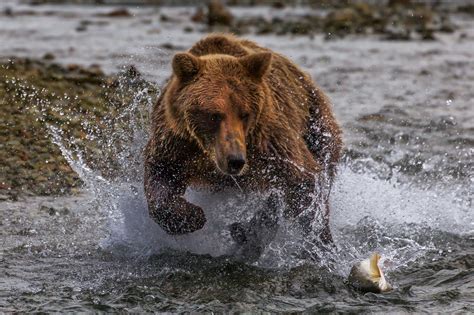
[215,161,247,176]
[213,155,248,177]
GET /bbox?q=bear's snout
[214,116,247,176]
[215,141,247,175]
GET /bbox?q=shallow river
[1,1,473,312]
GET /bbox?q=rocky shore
[192,1,458,40]
[1,0,472,200]
[0,58,156,200]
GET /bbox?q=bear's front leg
[229,192,280,262]
[283,176,333,244]
[144,159,206,235]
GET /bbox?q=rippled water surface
[1,1,473,313]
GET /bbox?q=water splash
[19,62,471,275]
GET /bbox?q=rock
[98,8,131,18]
[17,228,37,236]
[458,5,474,15]
[191,7,206,23]
[419,69,431,76]
[324,8,360,36]
[272,1,285,9]
[39,205,69,216]
[76,25,87,32]
[384,25,411,41]
[123,65,141,79]
[207,0,234,27]
[421,28,436,41]
[388,0,411,7]
[28,0,46,5]
[42,53,55,60]
[352,2,374,17]
[159,43,182,50]
[358,113,387,122]
[280,20,314,36]
[411,7,435,28]
[87,64,104,76]
[255,20,274,35]
[439,15,455,33]
[40,205,58,216]
[79,19,92,27]
[147,28,161,34]
[66,64,80,71]
[4,7,13,17]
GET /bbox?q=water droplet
[445,99,452,106]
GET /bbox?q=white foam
[331,166,473,235]
[95,164,472,270]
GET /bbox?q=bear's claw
[154,198,206,235]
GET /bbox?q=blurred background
[1,0,473,197]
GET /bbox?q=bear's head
[167,52,272,176]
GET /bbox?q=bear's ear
[239,52,272,81]
[172,52,201,82]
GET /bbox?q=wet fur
[144,34,342,239]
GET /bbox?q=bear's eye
[188,109,222,133]
[240,113,250,122]
[210,113,223,123]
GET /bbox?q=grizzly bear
[144,34,342,244]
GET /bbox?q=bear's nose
[227,155,246,174]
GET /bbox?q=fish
[348,253,392,293]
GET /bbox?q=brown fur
[144,34,342,240]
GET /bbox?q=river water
[1,1,473,312]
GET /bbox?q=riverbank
[0,58,156,200]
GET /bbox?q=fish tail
[369,253,381,278]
